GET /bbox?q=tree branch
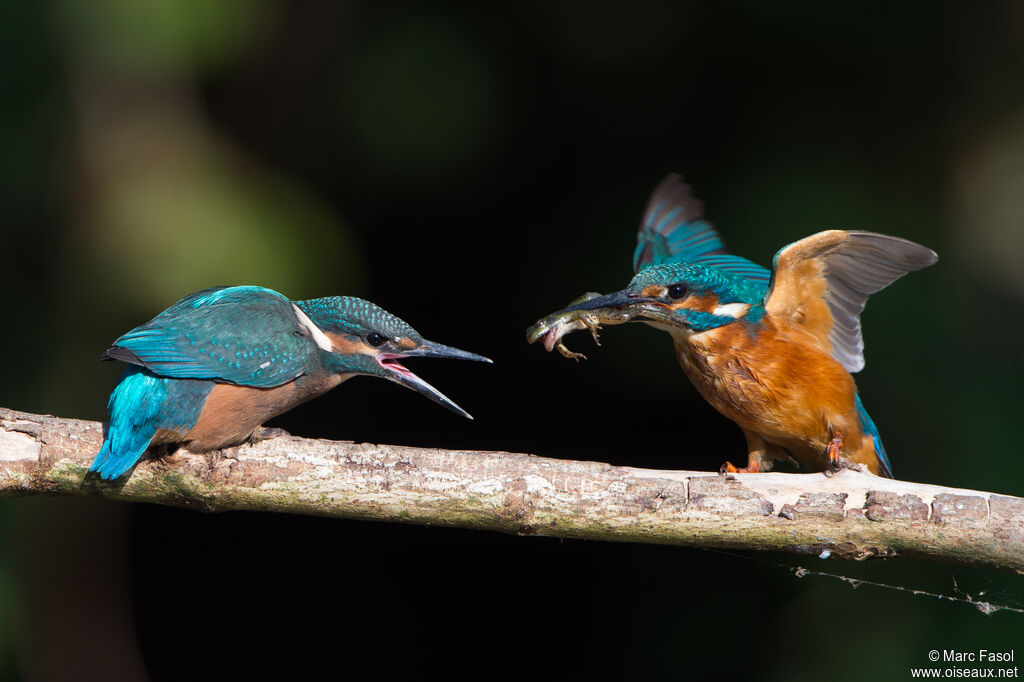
[2,407,1021,572]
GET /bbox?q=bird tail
[855,393,893,479]
[90,422,156,481]
[89,367,163,480]
[89,435,147,480]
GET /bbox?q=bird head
[295,296,491,418]
[558,262,764,335]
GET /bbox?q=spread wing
[103,285,318,387]
[764,231,938,372]
[633,174,771,289]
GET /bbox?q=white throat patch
[292,304,334,351]
[711,302,751,318]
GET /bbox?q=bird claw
[720,460,760,474]
[824,429,844,475]
[824,458,866,477]
[823,430,868,476]
[249,426,290,445]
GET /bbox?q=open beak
[375,341,491,419]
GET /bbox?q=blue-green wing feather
[106,285,314,388]
[633,174,723,271]
[696,255,771,290]
[633,174,772,289]
[90,367,213,480]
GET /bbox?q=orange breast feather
[675,316,875,471]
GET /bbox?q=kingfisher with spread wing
[527,174,937,478]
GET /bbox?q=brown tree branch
[1,407,1021,572]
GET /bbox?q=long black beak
[400,341,492,364]
[530,288,678,340]
[558,289,644,313]
[375,340,491,419]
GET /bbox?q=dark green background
[2,1,1023,680]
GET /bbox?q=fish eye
[668,283,688,299]
[367,332,387,347]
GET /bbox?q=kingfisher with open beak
[528,174,937,478]
[90,285,491,480]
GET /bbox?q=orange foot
[720,460,761,474]
[826,429,844,474]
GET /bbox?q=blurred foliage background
[1,1,1023,680]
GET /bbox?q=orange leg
[826,429,844,474]
[720,430,773,474]
[721,460,760,474]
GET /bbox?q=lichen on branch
[1,407,1021,573]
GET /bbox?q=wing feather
[634,174,724,272]
[633,174,771,288]
[765,231,938,372]
[106,285,317,387]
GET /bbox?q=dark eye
[366,332,387,347]
[668,283,688,299]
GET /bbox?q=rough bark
[2,407,1021,572]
